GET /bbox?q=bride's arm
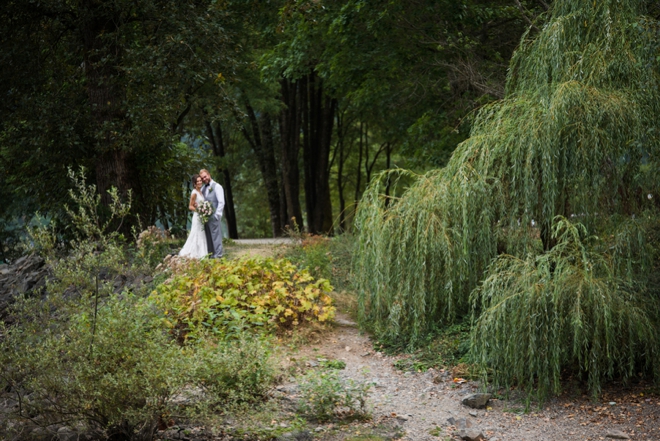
[188,192,198,211]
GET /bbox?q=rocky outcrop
[0,254,155,322]
[0,254,50,321]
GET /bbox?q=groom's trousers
[206,216,224,258]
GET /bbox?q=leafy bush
[0,293,277,440]
[283,233,333,280]
[297,369,371,422]
[1,294,185,440]
[2,169,279,440]
[471,218,660,401]
[282,232,355,292]
[133,225,181,269]
[151,256,335,341]
[193,335,277,406]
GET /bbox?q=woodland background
[0,0,560,257]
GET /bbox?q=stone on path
[606,430,630,440]
[459,429,486,441]
[334,317,357,327]
[462,393,491,409]
[447,417,471,429]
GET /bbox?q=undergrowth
[151,256,336,342]
[281,230,355,293]
[0,168,278,441]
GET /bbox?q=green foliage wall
[354,0,660,395]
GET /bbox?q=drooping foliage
[472,217,659,400]
[354,0,660,395]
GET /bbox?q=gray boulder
[461,393,491,409]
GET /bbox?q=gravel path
[290,315,660,441]
[233,238,296,246]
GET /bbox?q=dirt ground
[222,241,660,441]
[288,315,660,441]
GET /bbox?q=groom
[199,169,225,258]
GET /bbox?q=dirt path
[286,314,660,441]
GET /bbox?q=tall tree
[0,0,242,229]
[354,0,660,396]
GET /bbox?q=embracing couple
[178,169,225,259]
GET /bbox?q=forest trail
[224,242,660,441]
[295,313,659,441]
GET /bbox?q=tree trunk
[302,73,336,235]
[336,106,348,232]
[354,120,364,210]
[81,1,143,224]
[206,121,239,239]
[241,98,283,237]
[278,79,304,230]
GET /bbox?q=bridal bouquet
[197,200,214,225]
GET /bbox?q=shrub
[1,294,188,440]
[3,169,279,440]
[0,293,277,441]
[471,218,660,401]
[151,256,335,341]
[297,369,371,422]
[193,335,277,406]
[133,225,180,269]
[282,232,355,292]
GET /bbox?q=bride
[178,174,209,259]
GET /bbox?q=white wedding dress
[178,189,209,259]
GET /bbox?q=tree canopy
[1,0,540,246]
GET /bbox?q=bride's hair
[191,174,201,186]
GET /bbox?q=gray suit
[202,179,225,258]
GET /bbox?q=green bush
[0,293,277,440]
[471,218,660,401]
[297,369,371,422]
[282,232,355,292]
[193,335,277,406]
[2,294,187,440]
[151,256,335,341]
[2,168,278,440]
[133,225,182,270]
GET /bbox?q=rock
[314,427,323,433]
[306,360,319,367]
[606,430,630,440]
[396,414,410,422]
[459,429,486,441]
[462,393,491,409]
[29,426,51,441]
[334,317,357,327]
[277,430,312,441]
[469,410,478,417]
[57,427,78,441]
[447,417,471,430]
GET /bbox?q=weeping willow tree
[354,0,660,394]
